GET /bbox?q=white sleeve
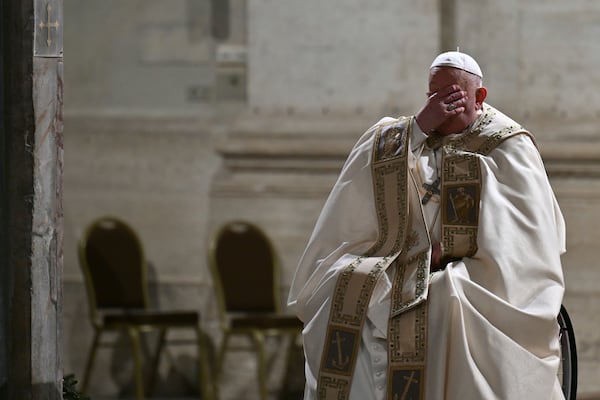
[426,133,566,399]
[287,120,387,323]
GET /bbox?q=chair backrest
[209,221,280,319]
[558,304,577,400]
[79,217,148,323]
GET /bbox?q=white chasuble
[288,104,566,400]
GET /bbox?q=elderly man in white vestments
[288,51,566,400]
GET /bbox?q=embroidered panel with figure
[444,184,479,226]
[377,123,408,161]
[441,150,481,259]
[368,118,411,256]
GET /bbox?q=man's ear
[475,87,487,106]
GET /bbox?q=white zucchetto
[430,51,483,78]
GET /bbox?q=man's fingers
[444,90,467,105]
[445,95,467,111]
[417,85,466,132]
[436,84,463,99]
[447,105,465,114]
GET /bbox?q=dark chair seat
[103,310,200,327]
[229,314,303,330]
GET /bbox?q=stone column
[2,0,64,398]
[439,0,457,52]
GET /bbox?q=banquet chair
[78,216,214,400]
[558,304,577,400]
[208,220,303,400]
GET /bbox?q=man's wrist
[415,114,435,135]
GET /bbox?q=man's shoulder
[371,116,407,129]
[347,116,414,162]
[481,104,529,135]
[472,105,534,154]
[366,116,413,136]
[354,116,408,145]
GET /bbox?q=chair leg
[280,331,304,399]
[251,331,268,400]
[147,327,167,396]
[126,327,145,400]
[80,329,101,393]
[196,326,214,400]
[215,331,231,400]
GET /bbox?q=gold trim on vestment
[317,117,431,400]
[440,149,482,257]
[438,106,534,261]
[366,118,412,257]
[372,119,431,400]
[318,255,399,399]
[317,106,533,400]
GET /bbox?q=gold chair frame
[78,216,214,400]
[208,220,302,400]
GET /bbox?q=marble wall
[247,0,438,115]
[62,0,600,397]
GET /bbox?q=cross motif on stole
[390,367,424,400]
[421,177,440,205]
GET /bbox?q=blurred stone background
[62,0,600,398]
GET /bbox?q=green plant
[63,374,90,400]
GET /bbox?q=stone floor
[77,333,595,400]
[87,393,600,400]
[81,336,305,400]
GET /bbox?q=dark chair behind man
[208,220,303,400]
[78,216,214,400]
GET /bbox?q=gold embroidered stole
[384,126,431,400]
[317,256,399,399]
[434,108,533,260]
[317,117,432,400]
[317,106,532,400]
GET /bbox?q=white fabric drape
[288,108,566,400]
